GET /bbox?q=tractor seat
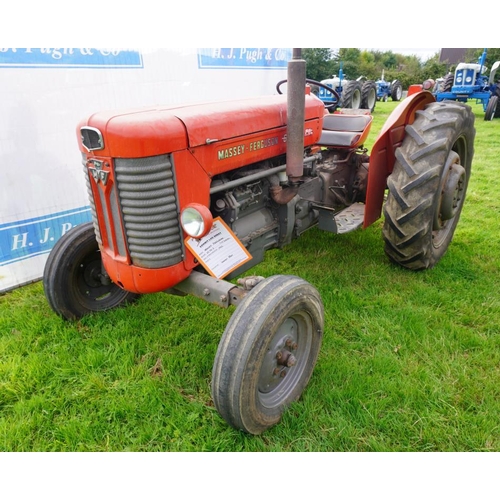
[317,113,373,148]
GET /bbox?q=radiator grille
[114,155,183,268]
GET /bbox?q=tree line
[303,48,500,89]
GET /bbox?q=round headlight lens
[181,204,213,238]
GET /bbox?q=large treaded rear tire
[390,80,403,101]
[442,73,454,92]
[361,80,377,112]
[340,80,362,109]
[382,101,475,270]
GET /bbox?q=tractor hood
[78,94,325,158]
[173,94,325,148]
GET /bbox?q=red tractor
[44,49,475,435]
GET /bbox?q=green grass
[1,99,500,451]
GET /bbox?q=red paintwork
[101,251,191,294]
[407,84,425,97]
[78,95,325,164]
[79,88,436,293]
[78,94,325,294]
[78,109,188,158]
[363,90,436,228]
[85,149,210,293]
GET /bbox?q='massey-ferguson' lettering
[249,137,279,151]
[218,145,245,160]
[217,137,279,161]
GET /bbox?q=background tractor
[43,49,476,435]
[416,49,500,121]
[376,71,403,102]
[315,65,377,112]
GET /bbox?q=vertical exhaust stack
[286,48,306,184]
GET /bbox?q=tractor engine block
[208,149,366,277]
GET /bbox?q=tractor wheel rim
[434,151,466,233]
[258,314,312,408]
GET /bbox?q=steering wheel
[276,78,341,110]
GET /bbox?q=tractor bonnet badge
[88,160,109,185]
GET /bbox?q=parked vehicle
[376,71,403,102]
[44,49,475,435]
[316,65,377,112]
[412,49,500,120]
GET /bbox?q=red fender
[363,90,436,228]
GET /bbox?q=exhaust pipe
[286,48,306,184]
[271,48,305,205]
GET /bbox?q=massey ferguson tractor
[43,48,475,435]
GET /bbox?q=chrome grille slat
[125,219,179,231]
[122,204,173,216]
[128,227,177,245]
[120,195,175,209]
[118,187,174,201]
[116,170,171,183]
[114,155,183,269]
[127,225,179,240]
[123,204,178,223]
[118,180,174,192]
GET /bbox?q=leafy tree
[382,51,398,69]
[302,48,335,81]
[420,55,449,83]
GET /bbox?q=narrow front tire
[211,275,324,435]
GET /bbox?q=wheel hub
[258,319,299,395]
[434,152,466,230]
[83,259,104,288]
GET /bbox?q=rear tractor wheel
[43,222,138,320]
[340,80,362,109]
[390,80,403,101]
[442,73,454,92]
[382,101,475,270]
[211,275,324,435]
[361,80,377,112]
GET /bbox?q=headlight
[180,204,213,238]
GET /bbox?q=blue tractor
[376,71,403,102]
[314,65,377,112]
[432,49,500,121]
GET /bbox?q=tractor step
[317,203,365,234]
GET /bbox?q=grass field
[1,99,499,452]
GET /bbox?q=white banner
[0,48,292,292]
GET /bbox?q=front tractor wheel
[211,275,324,435]
[382,101,475,270]
[484,95,498,121]
[43,222,138,320]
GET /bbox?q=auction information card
[185,217,252,279]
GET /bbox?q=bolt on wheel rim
[258,313,313,409]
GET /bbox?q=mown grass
[1,99,499,451]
